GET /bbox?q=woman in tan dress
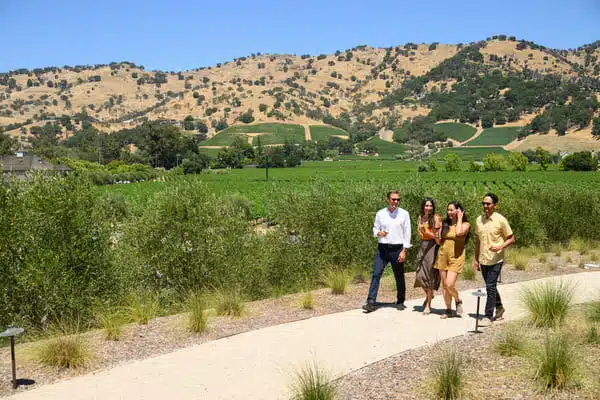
[414,198,441,315]
[435,201,470,319]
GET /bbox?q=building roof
[1,152,71,173]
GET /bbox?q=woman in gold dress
[414,198,441,315]
[435,201,471,319]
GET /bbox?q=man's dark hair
[387,190,400,199]
[484,192,499,204]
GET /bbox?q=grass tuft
[96,308,126,341]
[521,281,574,328]
[568,238,589,255]
[531,331,577,390]
[185,291,208,334]
[495,324,526,357]
[461,263,476,281]
[126,291,160,325]
[586,301,600,322]
[301,292,315,310]
[290,361,336,400]
[37,335,90,368]
[430,346,464,400]
[325,269,350,295]
[586,325,600,344]
[215,288,246,318]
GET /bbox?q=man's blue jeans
[481,262,503,318]
[367,244,405,304]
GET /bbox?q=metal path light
[1,326,24,389]
[470,289,487,334]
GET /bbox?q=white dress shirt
[373,207,412,248]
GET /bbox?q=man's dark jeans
[367,244,405,304]
[481,262,504,318]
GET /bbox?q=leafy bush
[0,176,122,329]
[559,151,598,171]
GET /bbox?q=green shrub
[185,291,208,334]
[290,361,337,400]
[37,334,90,368]
[495,324,525,356]
[96,308,126,341]
[126,291,160,325]
[301,292,315,310]
[0,175,122,329]
[325,270,350,295]
[215,288,246,318]
[461,263,476,280]
[586,325,600,344]
[531,332,577,390]
[521,281,574,328]
[430,346,464,400]
[586,301,600,322]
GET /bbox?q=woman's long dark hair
[419,197,436,228]
[442,201,470,243]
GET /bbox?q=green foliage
[461,263,476,280]
[521,281,574,328]
[301,292,315,310]
[183,115,195,131]
[559,151,598,171]
[214,288,246,318]
[37,334,91,368]
[324,269,350,295]
[535,147,550,170]
[592,117,600,137]
[531,332,577,390]
[96,308,127,341]
[495,324,525,356]
[430,346,464,400]
[468,160,482,171]
[126,291,160,325]
[508,152,528,171]
[394,116,446,144]
[466,127,522,146]
[0,176,122,329]
[290,361,337,400]
[433,123,476,142]
[483,153,506,171]
[435,147,507,161]
[586,325,600,344]
[186,291,208,334]
[310,125,348,142]
[443,153,462,172]
[586,301,600,322]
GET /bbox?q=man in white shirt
[363,191,412,312]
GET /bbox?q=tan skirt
[414,240,440,290]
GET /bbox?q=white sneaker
[478,317,493,327]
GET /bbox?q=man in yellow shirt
[473,193,515,327]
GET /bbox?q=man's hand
[377,231,388,237]
[489,245,503,252]
[398,249,406,263]
[473,259,480,271]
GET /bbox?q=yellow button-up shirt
[475,212,513,265]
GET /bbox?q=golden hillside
[1,38,599,148]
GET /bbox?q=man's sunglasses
[482,202,493,206]
[390,198,400,202]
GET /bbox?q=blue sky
[1,0,599,72]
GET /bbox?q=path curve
[7,272,600,400]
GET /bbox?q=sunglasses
[482,202,493,206]
[390,198,400,202]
